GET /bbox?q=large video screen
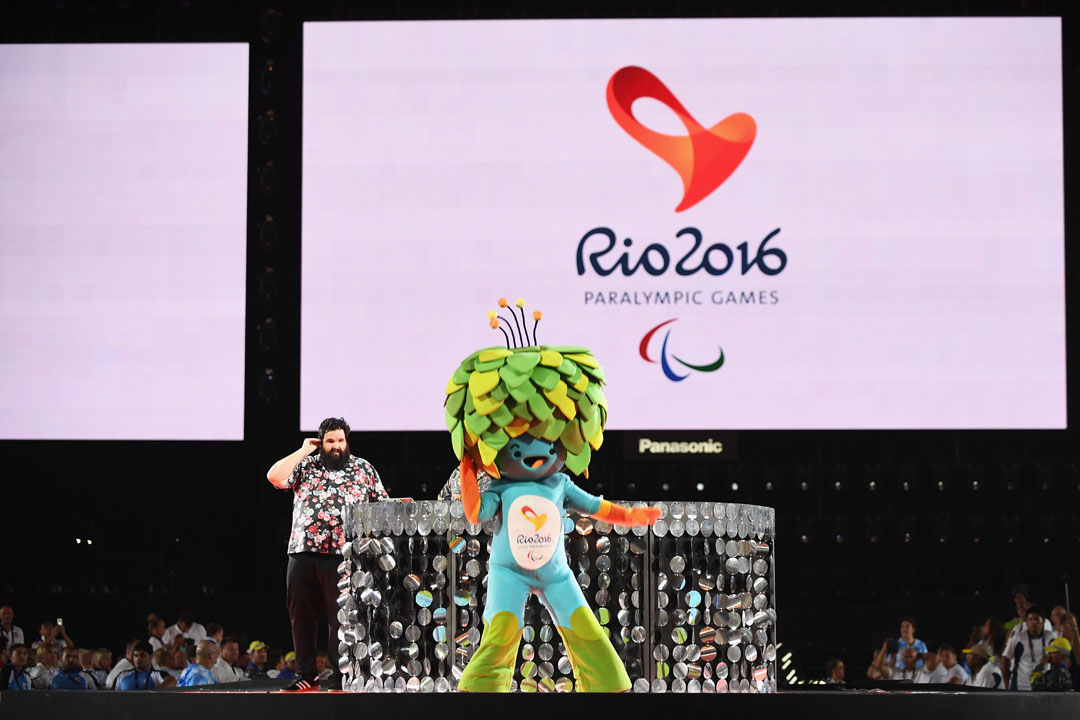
[301,18,1064,431]
[0,43,249,440]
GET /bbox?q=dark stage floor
[2,687,1078,720]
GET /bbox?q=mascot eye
[548,447,556,455]
[513,451,522,458]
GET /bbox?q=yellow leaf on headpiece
[479,348,513,363]
[478,439,498,467]
[469,369,500,397]
[539,350,564,368]
[446,378,464,395]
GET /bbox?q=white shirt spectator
[29,664,59,689]
[970,662,1004,689]
[886,665,917,681]
[0,625,24,650]
[31,636,66,651]
[105,658,133,689]
[212,657,249,684]
[1006,618,1052,648]
[149,636,168,652]
[914,664,946,683]
[943,663,968,684]
[153,659,182,681]
[162,622,207,646]
[1003,628,1057,691]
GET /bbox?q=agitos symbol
[639,319,725,382]
[607,66,756,212]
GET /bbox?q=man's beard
[320,445,351,471]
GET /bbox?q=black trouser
[286,552,342,681]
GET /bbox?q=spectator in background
[1050,606,1068,636]
[824,658,845,686]
[314,651,332,682]
[924,643,967,686]
[95,648,112,678]
[147,614,179,653]
[963,645,1003,688]
[893,617,928,668]
[0,606,25,652]
[173,645,191,674]
[153,649,182,682]
[266,649,285,679]
[163,611,207,647]
[105,639,139,689]
[1030,637,1074,691]
[29,644,59,689]
[246,640,269,678]
[212,637,247,683]
[1006,590,1050,645]
[117,641,175,690]
[32,620,73,652]
[51,646,95,690]
[178,641,219,687]
[0,644,31,691]
[79,648,103,688]
[205,623,224,647]
[968,617,1007,659]
[1002,606,1057,690]
[282,651,297,679]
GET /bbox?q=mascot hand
[591,500,661,527]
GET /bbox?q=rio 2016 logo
[639,319,725,382]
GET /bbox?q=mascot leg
[458,569,530,692]
[542,574,631,692]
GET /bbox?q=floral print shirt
[285,454,388,555]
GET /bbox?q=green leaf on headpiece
[530,366,559,390]
[542,417,566,442]
[474,357,506,372]
[512,403,534,421]
[564,443,591,476]
[445,408,459,433]
[498,364,530,389]
[446,387,466,416]
[580,406,601,440]
[489,403,514,428]
[490,383,509,402]
[560,420,586,455]
[580,364,605,382]
[506,351,541,374]
[566,364,583,386]
[548,345,590,355]
[465,411,491,436]
[527,392,554,421]
[556,357,578,377]
[452,366,471,386]
[508,381,537,403]
[481,427,509,451]
[450,422,464,458]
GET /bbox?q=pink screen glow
[301,18,1065,431]
[0,44,249,440]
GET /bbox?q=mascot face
[495,436,566,480]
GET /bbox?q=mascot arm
[563,478,660,527]
[591,499,661,527]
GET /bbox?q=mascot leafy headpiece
[444,298,607,478]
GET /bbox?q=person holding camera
[266,417,389,692]
[1002,606,1058,690]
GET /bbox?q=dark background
[0,0,1075,683]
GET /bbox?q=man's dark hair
[222,636,240,648]
[825,657,843,673]
[901,616,917,630]
[133,641,153,655]
[9,643,26,653]
[206,622,223,637]
[1026,606,1043,619]
[178,611,196,626]
[937,643,955,654]
[319,417,350,440]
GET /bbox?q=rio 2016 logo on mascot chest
[444,297,660,693]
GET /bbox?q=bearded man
[266,417,388,691]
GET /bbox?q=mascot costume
[444,298,659,692]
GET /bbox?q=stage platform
[2,687,1078,720]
